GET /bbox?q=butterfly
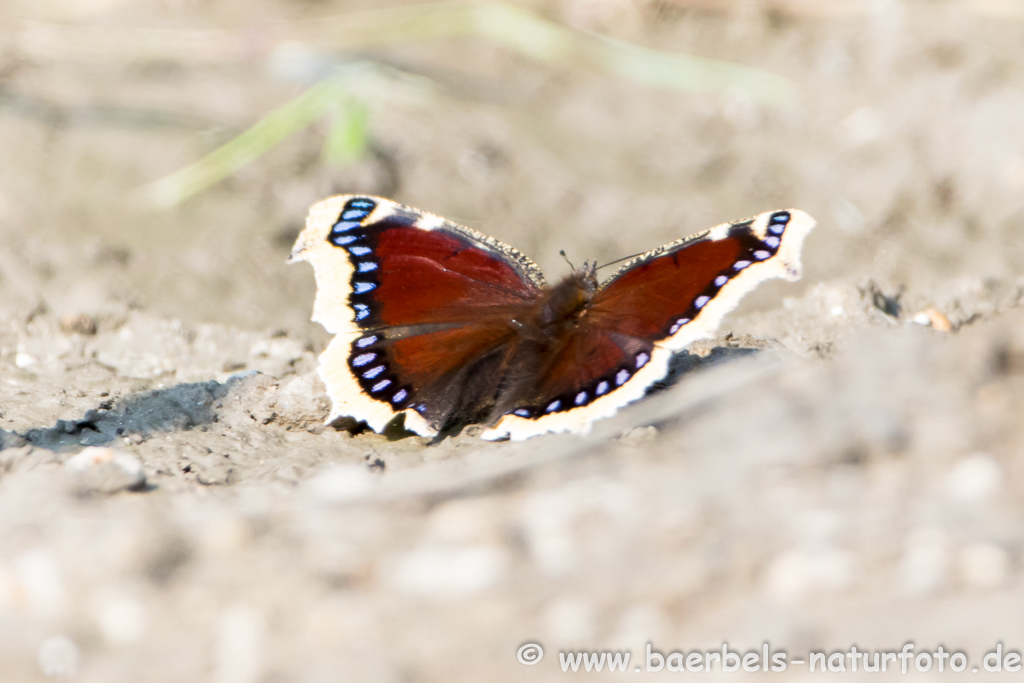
[289,196,815,441]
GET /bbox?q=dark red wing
[482,209,816,440]
[589,222,762,338]
[496,219,771,421]
[343,207,543,329]
[519,327,649,411]
[306,196,544,432]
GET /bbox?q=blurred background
[2,0,1024,681]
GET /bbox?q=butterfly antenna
[596,251,644,271]
[559,249,577,271]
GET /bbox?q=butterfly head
[578,259,598,289]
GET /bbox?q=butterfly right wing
[482,209,816,441]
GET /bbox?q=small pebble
[911,307,952,332]
[65,447,146,494]
[15,352,38,369]
[59,313,98,336]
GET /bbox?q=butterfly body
[290,195,816,441]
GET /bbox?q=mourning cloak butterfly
[289,196,815,441]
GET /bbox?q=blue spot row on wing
[341,209,368,221]
[768,211,790,235]
[332,221,362,234]
[507,350,652,420]
[340,198,376,221]
[330,198,378,237]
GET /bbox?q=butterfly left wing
[482,209,816,441]
[290,195,545,437]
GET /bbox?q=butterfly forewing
[290,195,544,436]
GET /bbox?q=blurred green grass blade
[470,3,573,63]
[135,2,797,209]
[471,3,796,105]
[135,79,342,209]
[580,33,796,106]
[322,97,369,165]
[289,3,794,104]
[17,3,796,103]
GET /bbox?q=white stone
[946,453,1002,503]
[65,447,146,494]
[15,352,37,369]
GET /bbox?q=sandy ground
[2,0,1024,681]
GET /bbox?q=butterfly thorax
[533,269,597,332]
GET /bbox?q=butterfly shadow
[18,378,236,453]
[654,345,762,392]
